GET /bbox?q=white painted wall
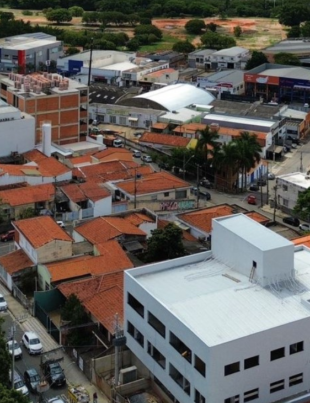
[17,232,38,264]
[93,195,112,217]
[0,170,72,187]
[277,177,306,211]
[138,221,157,238]
[71,229,86,243]
[0,114,35,157]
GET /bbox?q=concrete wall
[36,240,72,264]
[0,170,72,187]
[94,196,112,217]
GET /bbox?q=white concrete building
[125,214,310,403]
[197,70,245,95]
[209,46,250,70]
[276,172,310,213]
[0,100,34,157]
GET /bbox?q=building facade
[276,172,310,214]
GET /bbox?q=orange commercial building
[0,72,89,145]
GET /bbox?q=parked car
[0,230,15,242]
[7,340,22,359]
[0,293,8,311]
[247,194,256,205]
[141,155,152,163]
[249,184,259,191]
[256,179,267,187]
[9,370,29,396]
[268,173,275,180]
[158,161,171,170]
[132,150,141,158]
[24,368,40,393]
[200,178,213,189]
[191,187,211,200]
[291,143,298,149]
[283,216,300,227]
[299,223,310,232]
[21,331,42,355]
[287,136,300,145]
[42,360,66,387]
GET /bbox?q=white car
[7,340,22,359]
[0,293,8,312]
[299,223,310,232]
[56,221,65,228]
[22,331,42,355]
[142,155,152,163]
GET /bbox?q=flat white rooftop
[204,113,276,128]
[100,61,137,71]
[278,172,310,189]
[132,246,310,347]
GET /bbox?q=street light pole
[87,38,94,87]
[273,183,278,223]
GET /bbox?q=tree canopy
[200,31,236,50]
[172,40,195,53]
[278,4,308,27]
[0,383,30,403]
[146,223,186,262]
[274,52,300,66]
[245,51,268,70]
[294,188,310,220]
[185,19,206,34]
[46,8,72,24]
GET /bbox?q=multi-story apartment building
[0,32,63,73]
[0,72,88,144]
[125,214,310,403]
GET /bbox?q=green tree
[200,31,236,50]
[0,317,10,387]
[195,126,220,160]
[213,142,240,192]
[301,21,310,37]
[206,22,217,32]
[65,46,80,56]
[172,40,195,53]
[146,223,186,262]
[127,38,140,51]
[245,51,268,70]
[0,383,30,403]
[274,52,300,66]
[170,147,196,175]
[69,6,84,17]
[287,25,300,38]
[46,8,72,24]
[185,19,206,35]
[0,11,14,21]
[134,24,162,39]
[279,4,308,27]
[18,207,36,219]
[294,188,310,220]
[233,25,242,37]
[235,131,262,191]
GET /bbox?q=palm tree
[213,142,240,192]
[235,131,262,191]
[195,126,220,181]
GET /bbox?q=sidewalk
[0,282,109,403]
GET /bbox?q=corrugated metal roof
[135,83,215,111]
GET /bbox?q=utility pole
[196,164,200,209]
[87,38,94,87]
[300,151,303,173]
[114,314,120,387]
[273,184,278,223]
[134,168,137,209]
[266,161,269,204]
[260,168,263,207]
[11,324,15,389]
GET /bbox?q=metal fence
[12,282,30,310]
[81,207,94,219]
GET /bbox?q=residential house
[139,68,179,92]
[173,123,208,138]
[0,183,55,220]
[0,249,34,291]
[125,214,310,403]
[59,182,112,220]
[139,132,193,152]
[91,148,134,164]
[13,216,73,265]
[151,123,168,133]
[108,171,195,212]
[188,49,215,69]
[38,239,133,290]
[276,172,310,214]
[0,72,89,144]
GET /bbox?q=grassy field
[2,9,286,52]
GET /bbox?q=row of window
[225,373,303,403]
[225,342,304,376]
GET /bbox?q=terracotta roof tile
[13,216,72,248]
[0,183,55,207]
[0,249,34,274]
[244,211,270,224]
[140,132,190,147]
[68,154,93,166]
[92,148,133,162]
[124,212,154,226]
[116,171,191,195]
[293,235,310,248]
[61,182,110,203]
[75,217,146,244]
[146,68,176,78]
[174,123,207,134]
[23,149,47,163]
[151,123,168,130]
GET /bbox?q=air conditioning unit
[119,366,137,385]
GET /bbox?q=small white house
[276,172,310,213]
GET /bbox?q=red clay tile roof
[124,212,154,226]
[140,132,190,147]
[92,148,133,162]
[0,249,34,274]
[61,182,110,203]
[23,149,71,177]
[173,123,207,134]
[178,205,269,233]
[57,272,124,333]
[145,68,176,78]
[23,149,47,163]
[0,183,55,207]
[116,171,191,195]
[244,211,270,224]
[47,242,132,282]
[151,123,168,130]
[68,154,93,166]
[0,158,70,179]
[293,235,310,248]
[75,216,146,244]
[13,216,72,248]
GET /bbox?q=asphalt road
[1,311,67,402]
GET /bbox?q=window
[270,347,285,361]
[289,373,303,387]
[194,355,206,377]
[169,364,191,395]
[127,293,144,317]
[244,355,259,369]
[176,190,187,199]
[224,362,240,376]
[244,388,259,402]
[290,341,303,355]
[270,379,284,393]
[119,117,126,125]
[127,321,144,347]
[252,261,257,269]
[170,331,192,363]
[225,396,240,403]
[164,192,170,197]
[283,199,289,207]
[283,184,288,191]
[147,341,166,368]
[195,389,206,403]
[148,312,165,338]
[109,115,116,124]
